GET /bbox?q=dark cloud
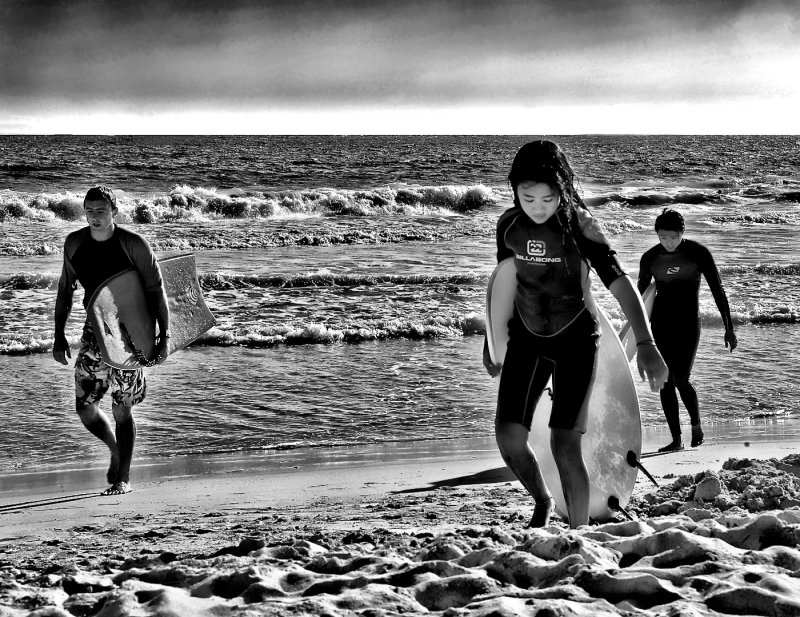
[1,0,798,112]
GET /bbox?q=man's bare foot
[106,455,120,484]
[101,481,132,496]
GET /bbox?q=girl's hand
[483,337,502,377]
[636,343,668,392]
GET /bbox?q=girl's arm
[609,275,668,392]
[569,209,666,389]
[484,210,518,375]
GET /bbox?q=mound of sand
[5,455,800,616]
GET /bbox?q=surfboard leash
[607,496,634,521]
[626,450,659,488]
[119,322,159,367]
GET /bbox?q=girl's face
[656,229,683,252]
[517,181,560,224]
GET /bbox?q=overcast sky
[2,0,798,134]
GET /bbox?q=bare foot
[106,455,120,484]
[527,497,555,528]
[101,481,132,496]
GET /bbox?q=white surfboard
[486,258,642,522]
[619,282,656,361]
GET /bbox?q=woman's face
[656,229,683,252]
[516,181,560,224]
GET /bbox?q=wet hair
[508,140,588,272]
[508,140,587,217]
[83,186,117,208]
[654,208,685,233]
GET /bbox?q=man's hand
[154,335,170,365]
[724,329,738,352]
[52,334,71,365]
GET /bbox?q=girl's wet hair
[654,208,685,233]
[509,140,588,273]
[508,140,586,215]
[84,185,117,208]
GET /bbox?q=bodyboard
[87,253,215,370]
[486,257,642,521]
[619,282,656,362]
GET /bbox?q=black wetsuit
[638,239,733,439]
[495,207,625,433]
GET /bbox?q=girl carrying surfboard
[483,140,668,528]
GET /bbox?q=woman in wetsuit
[638,208,737,452]
[483,140,668,528]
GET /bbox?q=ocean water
[0,135,798,475]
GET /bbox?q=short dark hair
[84,186,117,208]
[654,208,685,233]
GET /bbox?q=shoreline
[3,420,800,539]
[3,417,799,483]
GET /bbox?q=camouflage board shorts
[75,321,147,408]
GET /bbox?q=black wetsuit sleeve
[119,227,170,334]
[55,236,79,337]
[572,209,626,288]
[54,229,91,336]
[637,249,655,295]
[495,208,517,263]
[696,243,734,331]
[118,227,163,293]
[577,236,626,288]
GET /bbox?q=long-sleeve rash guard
[58,226,164,309]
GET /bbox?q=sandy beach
[4,423,800,616]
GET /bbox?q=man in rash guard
[52,186,170,496]
[638,208,738,453]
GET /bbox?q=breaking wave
[711,211,800,225]
[585,190,731,209]
[0,313,487,356]
[0,184,498,223]
[2,306,797,357]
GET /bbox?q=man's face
[657,229,683,253]
[84,199,116,232]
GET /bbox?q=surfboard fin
[626,450,659,488]
[607,496,634,521]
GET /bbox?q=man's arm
[122,229,171,362]
[147,281,171,363]
[147,286,170,340]
[697,243,737,351]
[53,260,76,365]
